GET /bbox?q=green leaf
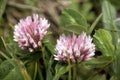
[61,24,87,34]
[79,1,95,21]
[60,9,87,27]
[0,0,7,19]
[112,46,120,80]
[69,0,79,11]
[0,60,24,80]
[26,62,36,80]
[102,0,118,46]
[0,60,14,79]
[54,64,71,80]
[41,38,54,80]
[114,18,120,38]
[16,60,31,80]
[93,29,115,56]
[43,38,55,55]
[0,60,31,80]
[46,57,54,80]
[102,0,116,29]
[3,67,24,80]
[85,56,112,68]
[92,74,106,80]
[55,64,69,76]
[60,9,87,34]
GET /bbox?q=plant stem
[68,63,71,80]
[0,51,10,60]
[33,62,37,80]
[1,37,15,58]
[67,55,71,80]
[41,46,46,67]
[87,13,103,35]
[73,64,77,80]
[38,63,44,80]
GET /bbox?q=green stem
[41,46,46,67]
[73,64,77,80]
[38,63,44,80]
[0,51,10,60]
[68,63,71,80]
[33,62,37,80]
[67,55,71,80]
[87,13,103,35]
[39,45,46,80]
[1,37,16,58]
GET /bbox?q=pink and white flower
[14,14,50,52]
[54,32,95,63]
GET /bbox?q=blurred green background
[1,0,120,38]
[1,0,120,80]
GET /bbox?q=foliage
[0,0,120,80]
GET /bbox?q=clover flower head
[54,32,95,63]
[14,14,50,52]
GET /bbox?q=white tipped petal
[13,14,50,52]
[54,32,95,63]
